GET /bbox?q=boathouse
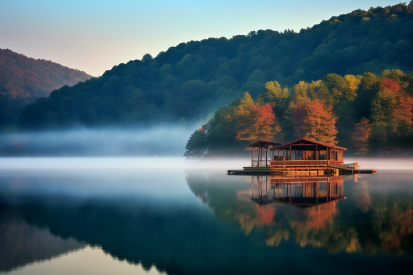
[270,138,347,175]
[249,138,346,166]
[230,138,373,175]
[271,138,345,163]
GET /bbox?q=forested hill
[19,3,413,130]
[0,49,91,131]
[0,49,91,99]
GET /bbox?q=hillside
[18,3,413,130]
[0,49,91,131]
[184,69,413,156]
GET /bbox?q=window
[330,150,337,160]
[337,150,343,161]
[295,150,303,160]
[319,150,327,160]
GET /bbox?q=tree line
[16,3,413,131]
[184,69,413,156]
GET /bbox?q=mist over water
[1,156,412,172]
[0,125,412,172]
[0,126,197,156]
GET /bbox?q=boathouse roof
[272,138,346,150]
[248,140,281,149]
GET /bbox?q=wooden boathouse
[228,138,375,175]
[269,138,349,175]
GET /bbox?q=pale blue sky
[0,0,404,76]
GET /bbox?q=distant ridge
[0,49,91,130]
[0,48,91,99]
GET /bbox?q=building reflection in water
[251,175,345,208]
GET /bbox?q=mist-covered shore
[0,126,195,157]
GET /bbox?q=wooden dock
[228,170,280,175]
[227,168,376,175]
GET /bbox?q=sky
[0,0,404,77]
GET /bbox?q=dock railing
[270,160,329,170]
[252,160,272,167]
[331,162,358,170]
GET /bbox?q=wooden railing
[331,162,357,170]
[252,160,272,167]
[270,160,329,170]
[270,176,344,184]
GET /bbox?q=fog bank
[0,127,196,156]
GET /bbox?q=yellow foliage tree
[291,81,311,106]
[304,99,338,144]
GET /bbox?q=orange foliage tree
[394,95,413,126]
[304,99,338,144]
[352,118,371,155]
[380,78,401,96]
[235,92,280,141]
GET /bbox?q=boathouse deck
[229,138,376,175]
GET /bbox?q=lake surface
[0,158,413,274]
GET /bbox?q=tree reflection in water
[0,170,412,275]
[187,172,413,255]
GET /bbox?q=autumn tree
[259,81,289,107]
[234,92,280,141]
[291,81,311,106]
[344,74,361,100]
[394,95,413,126]
[352,118,371,155]
[393,94,413,146]
[304,99,338,144]
[380,78,400,96]
[306,80,333,109]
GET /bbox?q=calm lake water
[0,158,413,274]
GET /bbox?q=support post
[266,147,268,167]
[251,148,254,167]
[290,183,292,203]
[327,147,329,165]
[290,145,292,160]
